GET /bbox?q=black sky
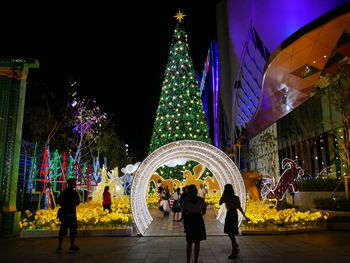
[3,1,218,161]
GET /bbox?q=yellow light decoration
[210,197,325,230]
[130,140,246,235]
[173,10,187,23]
[20,197,133,232]
[243,200,325,229]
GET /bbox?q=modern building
[213,0,350,180]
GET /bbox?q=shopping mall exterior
[203,0,350,183]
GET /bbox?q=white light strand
[130,140,247,235]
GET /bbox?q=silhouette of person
[219,184,249,259]
[182,184,207,263]
[179,186,189,222]
[56,178,81,254]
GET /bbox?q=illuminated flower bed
[208,192,327,231]
[147,192,160,207]
[206,191,221,206]
[21,192,327,232]
[242,200,326,230]
[20,195,133,232]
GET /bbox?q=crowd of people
[157,181,249,262]
[56,178,249,262]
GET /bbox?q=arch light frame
[130,140,247,235]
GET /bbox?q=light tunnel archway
[130,140,247,235]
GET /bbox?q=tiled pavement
[1,231,350,263]
[2,208,349,262]
[144,208,224,236]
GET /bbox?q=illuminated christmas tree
[149,11,211,153]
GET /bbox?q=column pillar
[0,58,39,237]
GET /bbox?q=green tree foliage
[23,76,133,170]
[297,178,344,192]
[290,97,323,176]
[93,120,134,171]
[314,65,350,169]
[149,24,211,153]
[23,75,71,151]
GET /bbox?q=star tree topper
[173,10,186,23]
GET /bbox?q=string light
[130,140,246,235]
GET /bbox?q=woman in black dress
[172,187,182,222]
[182,184,207,263]
[219,184,249,259]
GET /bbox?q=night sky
[3,1,218,161]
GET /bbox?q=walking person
[56,178,81,254]
[219,184,250,259]
[172,187,182,222]
[102,186,112,212]
[182,184,207,263]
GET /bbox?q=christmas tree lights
[149,22,211,153]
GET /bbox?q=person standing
[172,187,182,222]
[102,186,112,212]
[157,179,163,193]
[198,184,207,201]
[56,178,81,254]
[162,185,171,200]
[182,184,207,263]
[219,184,249,259]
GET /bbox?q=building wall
[249,123,279,181]
[217,0,350,137]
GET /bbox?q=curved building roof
[247,6,350,134]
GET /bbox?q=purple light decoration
[70,98,107,136]
[211,41,220,148]
[227,0,349,59]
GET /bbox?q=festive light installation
[149,163,220,194]
[131,140,246,235]
[266,158,304,210]
[241,171,262,201]
[37,145,52,209]
[92,167,124,202]
[69,94,107,163]
[30,147,101,207]
[48,150,66,193]
[27,142,39,194]
[155,160,214,181]
[148,21,211,153]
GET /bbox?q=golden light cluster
[21,192,326,232]
[20,196,133,231]
[212,196,326,230]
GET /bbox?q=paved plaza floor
[1,231,350,263]
[144,208,224,236]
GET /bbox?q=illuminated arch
[130,140,247,235]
